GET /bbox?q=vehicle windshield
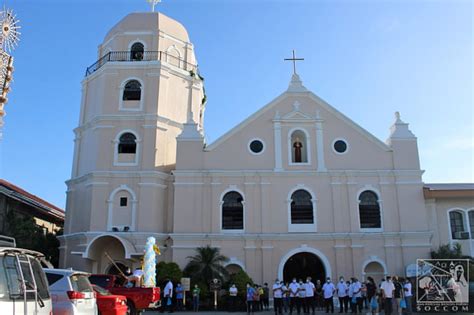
[70,274,93,293]
[93,285,111,296]
[0,253,50,300]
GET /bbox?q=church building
[60,11,474,284]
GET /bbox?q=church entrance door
[283,252,326,283]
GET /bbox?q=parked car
[44,268,97,315]
[0,247,53,314]
[92,284,129,315]
[89,274,160,315]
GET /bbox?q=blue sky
[1,0,472,209]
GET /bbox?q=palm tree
[184,246,229,283]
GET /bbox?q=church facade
[59,12,474,284]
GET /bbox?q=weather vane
[0,6,20,140]
[147,0,161,12]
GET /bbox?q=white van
[0,247,53,314]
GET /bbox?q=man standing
[229,284,238,312]
[175,283,184,311]
[192,284,201,312]
[403,278,412,315]
[392,276,402,315]
[163,279,174,313]
[351,278,362,314]
[297,280,306,314]
[263,283,270,310]
[273,279,283,315]
[289,278,299,315]
[381,276,395,315]
[336,277,348,313]
[322,277,335,314]
[304,277,315,315]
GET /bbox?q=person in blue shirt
[246,283,256,314]
[175,283,184,311]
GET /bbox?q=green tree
[156,261,183,285]
[431,243,474,280]
[4,211,62,267]
[183,246,229,285]
[229,269,253,300]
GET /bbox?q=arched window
[359,191,381,229]
[222,191,244,230]
[469,210,474,239]
[122,80,141,101]
[130,42,144,61]
[290,130,308,163]
[118,133,137,154]
[290,190,313,224]
[450,211,466,239]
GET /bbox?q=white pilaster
[315,111,326,171]
[273,111,282,171]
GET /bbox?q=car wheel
[127,300,137,315]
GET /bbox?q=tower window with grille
[118,133,137,154]
[122,80,141,101]
[359,191,381,229]
[222,191,244,230]
[290,190,313,224]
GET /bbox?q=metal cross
[147,0,161,12]
[284,50,304,75]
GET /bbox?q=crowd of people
[257,276,412,315]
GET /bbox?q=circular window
[249,139,264,154]
[333,139,348,154]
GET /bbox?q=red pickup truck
[89,274,160,315]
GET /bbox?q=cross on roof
[147,0,161,12]
[284,50,304,75]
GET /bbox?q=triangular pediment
[280,101,316,121]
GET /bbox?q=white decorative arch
[447,208,470,241]
[107,184,138,231]
[287,127,311,166]
[356,185,384,232]
[287,184,317,232]
[127,39,147,53]
[166,45,182,68]
[83,233,137,259]
[113,129,141,166]
[224,257,246,271]
[119,77,144,111]
[219,186,246,233]
[277,246,332,281]
[361,256,388,279]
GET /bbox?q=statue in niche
[293,137,303,163]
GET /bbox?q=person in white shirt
[380,276,395,315]
[322,277,335,313]
[289,278,300,315]
[273,279,283,315]
[350,278,362,314]
[229,284,238,312]
[297,280,306,314]
[304,277,315,315]
[164,278,174,312]
[336,277,348,313]
[403,279,412,315]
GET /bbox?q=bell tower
[61,12,205,271]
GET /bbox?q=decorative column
[315,111,326,171]
[273,111,283,171]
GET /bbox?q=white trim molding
[83,233,138,259]
[248,138,266,156]
[107,184,138,231]
[288,127,312,166]
[356,186,384,232]
[361,256,388,278]
[220,186,246,233]
[278,246,332,280]
[287,185,317,232]
[113,129,141,166]
[119,77,144,112]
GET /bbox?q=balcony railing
[85,51,197,77]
